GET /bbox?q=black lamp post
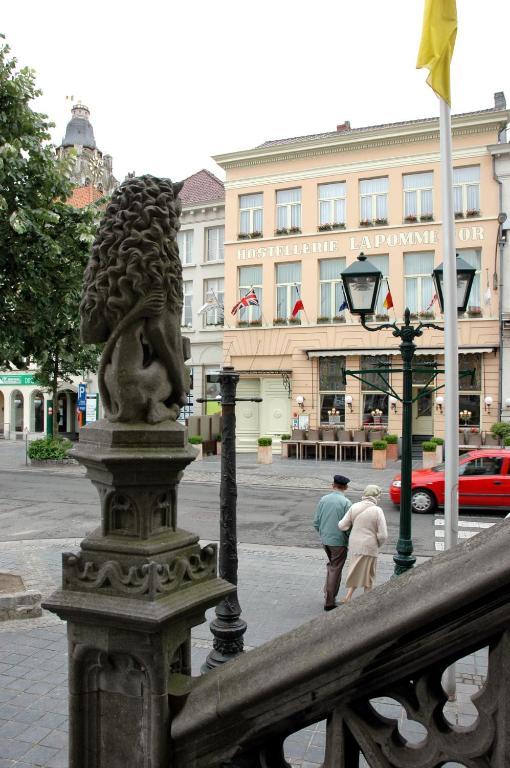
[341,253,475,576]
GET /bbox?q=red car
[390,449,510,513]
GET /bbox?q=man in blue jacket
[313,474,351,611]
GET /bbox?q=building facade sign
[236,226,485,260]
[0,374,35,386]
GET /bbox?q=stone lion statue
[80,175,190,424]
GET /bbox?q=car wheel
[411,488,436,514]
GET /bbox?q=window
[458,248,481,309]
[360,354,390,426]
[276,262,301,320]
[318,183,346,226]
[276,189,301,232]
[453,166,480,215]
[238,265,263,322]
[319,258,346,319]
[458,353,481,427]
[404,251,434,313]
[365,254,389,316]
[206,226,224,262]
[319,357,346,425]
[403,171,433,220]
[182,281,193,327]
[239,193,263,236]
[177,230,193,265]
[360,177,388,223]
[203,278,224,326]
[459,456,502,476]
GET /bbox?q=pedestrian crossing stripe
[434,517,496,551]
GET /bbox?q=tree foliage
[0,35,101,434]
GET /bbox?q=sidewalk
[0,537,485,767]
[0,439,403,493]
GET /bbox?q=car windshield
[431,463,445,473]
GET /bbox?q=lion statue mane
[80,174,190,424]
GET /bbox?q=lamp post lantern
[341,253,475,576]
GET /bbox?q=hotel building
[214,94,510,452]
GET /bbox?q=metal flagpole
[440,95,458,700]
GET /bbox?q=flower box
[467,306,482,317]
[371,440,387,469]
[249,319,262,327]
[375,313,390,321]
[375,218,388,226]
[250,231,263,239]
[333,315,346,323]
[318,223,333,232]
[273,317,287,326]
[237,320,249,327]
[317,316,330,324]
[289,226,302,234]
[466,209,480,218]
[359,220,372,227]
[454,212,464,219]
[275,228,289,236]
[419,311,435,320]
[288,317,301,325]
[238,233,250,240]
[420,214,434,222]
[258,436,273,464]
[331,222,346,230]
[404,215,418,223]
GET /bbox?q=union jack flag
[231,288,259,315]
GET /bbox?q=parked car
[390,449,510,513]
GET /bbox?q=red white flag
[291,298,304,317]
[425,293,438,311]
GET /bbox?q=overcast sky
[2,1,509,184]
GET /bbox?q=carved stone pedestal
[43,420,233,768]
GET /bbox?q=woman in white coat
[338,484,388,602]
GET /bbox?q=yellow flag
[417,0,457,105]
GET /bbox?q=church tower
[57,103,118,205]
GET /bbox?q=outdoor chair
[284,429,305,459]
[466,432,482,448]
[300,429,320,461]
[336,429,358,461]
[317,429,338,461]
[483,433,500,447]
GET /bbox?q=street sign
[0,373,35,386]
[78,383,87,410]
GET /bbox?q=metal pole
[394,311,417,576]
[202,366,247,671]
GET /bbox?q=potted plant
[237,320,249,327]
[422,440,438,469]
[274,317,287,325]
[359,219,372,227]
[250,231,262,238]
[238,232,250,240]
[258,436,273,464]
[420,213,433,222]
[429,436,444,463]
[249,318,262,327]
[404,214,418,223]
[375,218,388,226]
[454,211,464,219]
[280,433,291,458]
[331,222,345,230]
[375,313,390,321]
[466,209,480,218]
[215,434,222,456]
[188,435,203,461]
[504,437,510,450]
[318,223,333,232]
[371,439,387,469]
[275,228,289,236]
[384,434,399,462]
[333,315,346,323]
[288,316,301,325]
[317,316,330,324]
[289,226,301,235]
[419,310,435,320]
[490,422,510,443]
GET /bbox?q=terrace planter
[422,450,438,469]
[386,442,398,461]
[257,445,273,464]
[372,448,387,469]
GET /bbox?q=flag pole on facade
[417,0,458,701]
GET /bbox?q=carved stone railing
[172,522,510,767]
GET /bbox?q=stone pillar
[43,420,234,768]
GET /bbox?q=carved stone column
[43,421,234,768]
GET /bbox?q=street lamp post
[198,366,262,671]
[341,253,475,576]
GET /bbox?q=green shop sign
[0,373,36,386]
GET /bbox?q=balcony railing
[172,522,510,767]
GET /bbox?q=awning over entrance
[305,346,497,359]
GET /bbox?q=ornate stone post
[43,176,233,768]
